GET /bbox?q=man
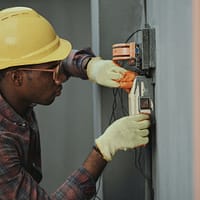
[0,7,150,199]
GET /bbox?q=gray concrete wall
[147,0,193,199]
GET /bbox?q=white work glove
[87,57,127,87]
[95,114,150,161]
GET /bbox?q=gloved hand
[87,57,127,87]
[95,113,150,161]
[116,70,137,93]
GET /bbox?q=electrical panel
[112,26,156,200]
[112,27,156,115]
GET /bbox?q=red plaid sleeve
[62,48,96,80]
[0,132,96,200]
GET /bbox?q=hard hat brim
[35,38,72,65]
[0,38,72,70]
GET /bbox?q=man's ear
[9,70,23,86]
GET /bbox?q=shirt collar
[0,93,34,124]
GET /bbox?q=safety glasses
[17,62,65,83]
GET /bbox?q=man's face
[19,61,66,105]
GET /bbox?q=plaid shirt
[0,49,96,200]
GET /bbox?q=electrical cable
[125,29,142,43]
[109,87,152,183]
[92,176,102,200]
[119,89,129,116]
[108,27,144,125]
[144,0,148,26]
[109,88,122,124]
[134,148,150,180]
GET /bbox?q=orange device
[112,42,136,65]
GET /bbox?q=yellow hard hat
[0,7,72,70]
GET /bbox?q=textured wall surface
[147,0,193,199]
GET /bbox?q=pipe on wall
[90,0,104,199]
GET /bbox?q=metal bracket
[141,28,156,71]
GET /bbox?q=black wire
[144,0,148,26]
[108,88,152,182]
[109,88,120,124]
[119,89,128,116]
[125,29,142,43]
[134,148,150,180]
[92,176,102,200]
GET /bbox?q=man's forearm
[83,147,107,181]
